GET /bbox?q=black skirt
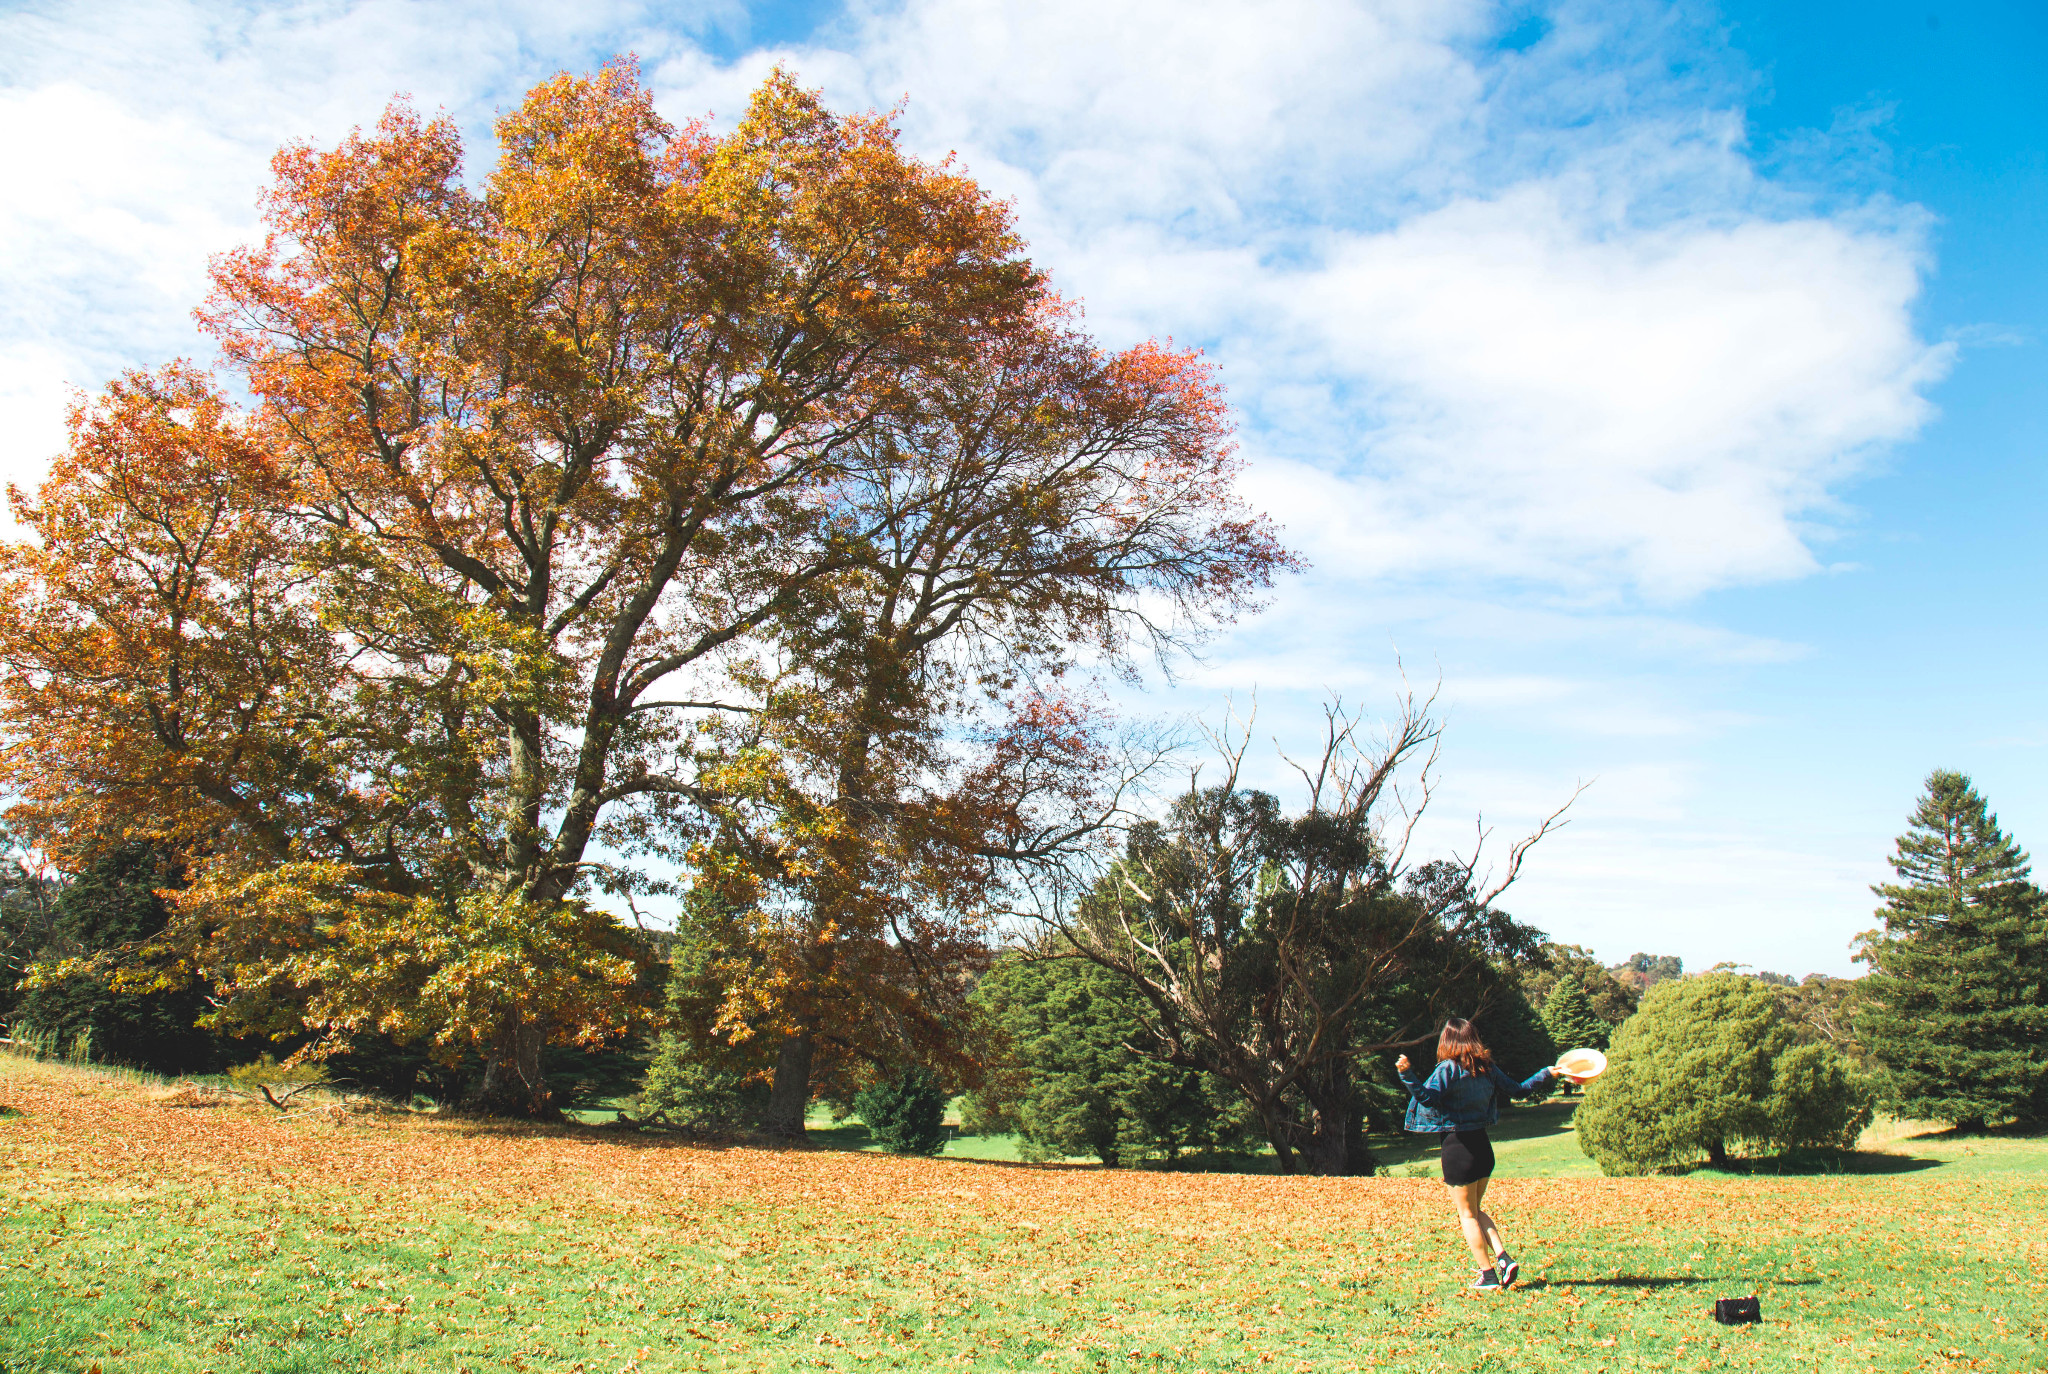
[1440,1128,1495,1185]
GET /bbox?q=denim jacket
[1400,1059,1555,1133]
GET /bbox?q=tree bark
[1296,1096,1377,1176]
[1705,1138,1729,1167]
[1298,1113,1351,1177]
[472,1017,555,1119]
[1259,1104,1300,1175]
[763,1032,814,1141]
[1289,1060,1377,1176]
[1343,1109,1379,1177]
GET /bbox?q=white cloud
[1245,193,1948,599]
[0,0,713,492]
[4,0,1945,600]
[839,0,1492,224]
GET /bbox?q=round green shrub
[853,1067,950,1156]
[1768,1042,1876,1150]
[1575,973,1875,1175]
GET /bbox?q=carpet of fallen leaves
[3,1058,2045,1374]
[0,1060,1980,1240]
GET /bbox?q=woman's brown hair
[1436,1018,1494,1075]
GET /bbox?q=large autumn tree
[0,65,1288,1114]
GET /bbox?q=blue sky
[2,0,2041,976]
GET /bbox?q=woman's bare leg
[1446,1181,1495,1270]
[1472,1176,1508,1258]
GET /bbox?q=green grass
[3,1059,2045,1373]
[797,1097,1601,1172]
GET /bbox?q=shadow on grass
[471,1115,1527,1177]
[1517,1276,1711,1291]
[796,1119,1282,1173]
[1695,1148,1943,1177]
[451,1097,2016,1182]
[1896,1121,2047,1142]
[433,1092,1598,1177]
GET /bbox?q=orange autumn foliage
[0,366,325,868]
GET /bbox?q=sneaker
[1496,1253,1519,1288]
[1469,1268,1502,1291]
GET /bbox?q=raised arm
[1400,1056,1457,1110]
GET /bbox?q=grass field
[3,1058,2044,1373]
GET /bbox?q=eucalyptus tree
[1055,699,1571,1175]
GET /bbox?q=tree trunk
[763,1032,814,1141]
[1259,1104,1300,1175]
[1296,1097,1377,1176]
[1296,1061,1376,1176]
[1343,1110,1378,1177]
[1957,1116,1987,1134]
[472,1018,555,1119]
[1705,1138,1729,1167]
[1298,1114,1351,1177]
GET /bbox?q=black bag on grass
[1713,1296,1761,1325]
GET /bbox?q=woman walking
[1397,1019,1559,1291]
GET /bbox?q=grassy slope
[2,1058,2044,1374]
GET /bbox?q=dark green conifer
[14,844,218,1073]
[1541,978,1610,1053]
[1856,771,2048,1129]
[852,1067,950,1156]
[967,954,1256,1166]
[640,898,773,1133]
[1476,976,1557,1086]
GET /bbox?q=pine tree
[1856,771,2048,1129]
[640,899,773,1134]
[1542,978,1611,1053]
